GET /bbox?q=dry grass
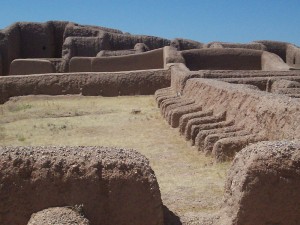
[0,95,230,223]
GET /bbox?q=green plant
[16,134,26,142]
[0,126,5,140]
[7,103,32,112]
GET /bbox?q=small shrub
[16,134,26,142]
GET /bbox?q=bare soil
[0,95,229,224]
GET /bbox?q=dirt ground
[0,95,229,224]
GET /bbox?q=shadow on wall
[181,48,290,71]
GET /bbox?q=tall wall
[51,21,70,58]
[287,44,300,68]
[0,23,21,75]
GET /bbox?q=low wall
[219,141,300,225]
[0,146,164,225]
[10,59,55,75]
[206,42,266,50]
[0,69,170,104]
[261,51,290,71]
[92,48,163,72]
[220,76,300,91]
[69,48,164,72]
[155,75,300,161]
[69,57,92,72]
[181,48,263,70]
[183,78,300,140]
[168,66,300,92]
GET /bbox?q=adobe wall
[182,78,300,140]
[181,48,263,70]
[92,48,164,72]
[168,67,300,92]
[28,207,90,225]
[254,41,300,68]
[18,22,55,58]
[63,22,123,40]
[0,52,2,75]
[105,32,170,50]
[62,36,108,60]
[0,146,164,225]
[155,72,300,161]
[10,59,55,75]
[219,141,300,225]
[261,51,290,70]
[0,23,21,75]
[287,44,300,68]
[51,21,70,58]
[0,69,170,104]
[255,40,288,62]
[62,33,170,60]
[69,49,164,72]
[220,76,300,92]
[69,57,92,72]
[0,21,70,75]
[206,42,266,50]
[170,38,204,50]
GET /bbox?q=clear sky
[1,0,299,46]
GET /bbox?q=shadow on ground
[163,205,182,225]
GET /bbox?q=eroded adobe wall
[18,22,55,58]
[0,23,21,75]
[0,146,164,225]
[181,48,263,70]
[218,141,300,225]
[255,40,288,62]
[0,69,170,104]
[69,49,164,72]
[0,21,70,75]
[287,44,300,68]
[182,78,300,140]
[172,68,300,91]
[10,59,55,75]
[104,32,170,50]
[62,36,109,60]
[51,21,70,58]
[0,52,2,75]
[63,22,123,40]
[155,73,300,161]
[62,32,170,60]
[170,38,204,50]
[206,42,266,50]
[27,207,90,225]
[92,48,164,72]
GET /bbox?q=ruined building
[0,21,300,225]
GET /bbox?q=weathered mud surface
[0,69,170,104]
[27,207,90,225]
[0,146,163,225]
[218,140,300,225]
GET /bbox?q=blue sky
[1,0,299,46]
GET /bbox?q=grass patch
[7,103,32,112]
[0,95,230,222]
